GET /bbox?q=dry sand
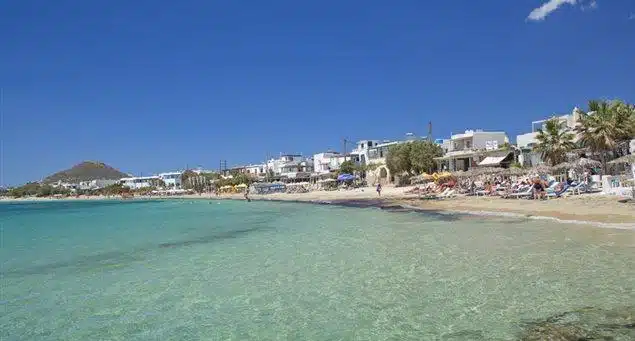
[219,186,635,226]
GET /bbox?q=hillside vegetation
[43,161,128,183]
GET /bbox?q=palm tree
[533,117,576,166]
[576,100,635,172]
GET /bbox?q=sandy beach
[237,186,635,226]
[3,185,634,226]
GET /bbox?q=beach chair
[570,182,588,195]
[505,186,533,199]
[547,184,571,198]
[440,189,456,198]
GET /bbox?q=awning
[478,156,507,167]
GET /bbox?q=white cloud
[527,0,578,21]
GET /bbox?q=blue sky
[2,0,634,185]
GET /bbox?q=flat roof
[120,176,160,180]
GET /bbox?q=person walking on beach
[376,183,382,196]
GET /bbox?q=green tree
[180,170,197,189]
[151,178,166,188]
[265,169,275,182]
[409,140,444,174]
[230,173,253,186]
[533,117,576,166]
[385,143,413,175]
[339,160,356,174]
[576,100,635,171]
[201,172,221,182]
[99,183,130,196]
[136,186,157,195]
[8,182,42,198]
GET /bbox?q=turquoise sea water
[1,200,634,340]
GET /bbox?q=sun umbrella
[451,170,466,178]
[502,167,525,176]
[552,162,572,171]
[337,173,355,182]
[411,173,432,184]
[529,164,552,175]
[573,157,601,170]
[479,167,505,175]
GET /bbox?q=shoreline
[2,186,634,229]
[245,196,635,230]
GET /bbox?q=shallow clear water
[1,200,634,340]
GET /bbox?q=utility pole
[343,138,349,162]
[427,121,433,142]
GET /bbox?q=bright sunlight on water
[1,200,634,340]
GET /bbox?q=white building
[52,181,79,190]
[349,140,380,165]
[191,168,216,175]
[313,140,380,175]
[434,138,451,154]
[119,176,160,189]
[158,172,183,189]
[434,130,510,171]
[266,154,313,178]
[78,179,118,190]
[313,151,343,174]
[515,107,584,167]
[245,164,266,177]
[516,108,583,150]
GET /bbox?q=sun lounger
[505,186,533,199]
[441,189,456,198]
[570,183,589,195]
[547,184,571,198]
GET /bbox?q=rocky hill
[43,161,129,184]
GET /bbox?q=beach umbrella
[479,167,505,175]
[336,173,355,182]
[552,162,572,172]
[608,154,635,165]
[502,167,525,176]
[422,172,435,180]
[435,172,452,179]
[529,164,552,175]
[451,170,466,178]
[468,168,487,177]
[411,174,430,184]
[572,157,601,170]
[460,169,477,177]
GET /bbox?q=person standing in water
[376,183,382,196]
[244,187,251,202]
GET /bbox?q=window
[466,140,472,149]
